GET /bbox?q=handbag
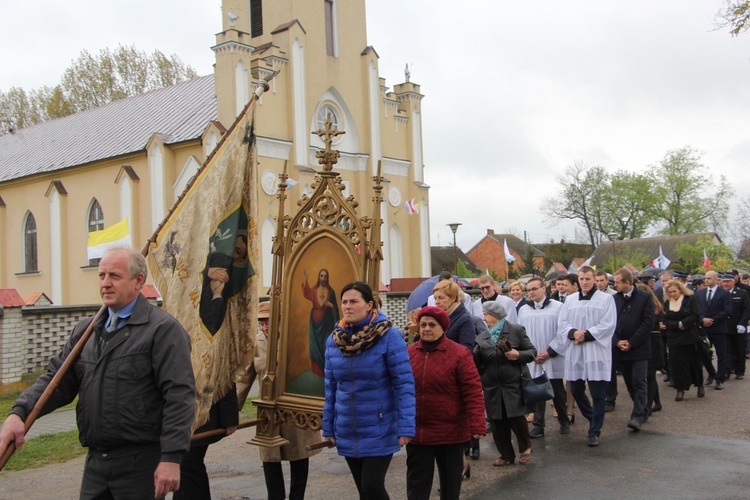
[522,369,554,405]
[693,324,712,359]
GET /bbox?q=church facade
[0,0,430,305]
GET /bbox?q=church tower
[212,0,431,285]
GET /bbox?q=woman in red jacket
[406,307,486,500]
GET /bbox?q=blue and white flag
[649,245,671,269]
[504,239,516,263]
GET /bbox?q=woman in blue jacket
[323,281,416,500]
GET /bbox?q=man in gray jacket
[0,247,195,499]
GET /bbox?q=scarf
[488,319,506,345]
[668,294,684,313]
[444,301,460,316]
[333,310,392,356]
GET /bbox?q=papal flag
[87,218,132,260]
[146,96,260,429]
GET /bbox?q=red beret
[417,306,450,332]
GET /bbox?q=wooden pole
[190,418,265,441]
[0,305,106,471]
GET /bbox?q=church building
[0,0,430,305]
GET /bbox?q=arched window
[23,212,38,272]
[87,199,104,265]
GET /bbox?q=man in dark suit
[612,269,655,431]
[695,271,733,389]
[721,273,750,380]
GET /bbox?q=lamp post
[447,223,462,276]
[608,232,618,274]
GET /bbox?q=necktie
[707,289,713,303]
[107,317,118,333]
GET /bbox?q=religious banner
[146,101,259,429]
[251,114,385,447]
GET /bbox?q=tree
[675,235,736,274]
[456,260,479,279]
[1,45,198,134]
[647,146,733,235]
[733,195,750,245]
[540,161,609,250]
[595,170,657,240]
[716,1,750,36]
[519,247,543,277]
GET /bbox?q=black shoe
[529,428,545,439]
[705,376,714,386]
[675,391,684,401]
[462,463,471,480]
[697,386,705,398]
[715,381,724,390]
[604,402,615,413]
[469,448,480,460]
[651,403,663,412]
[588,435,600,447]
[627,419,641,431]
[663,375,670,382]
[559,423,571,435]
[736,374,744,380]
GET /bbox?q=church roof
[0,75,217,183]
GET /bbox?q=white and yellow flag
[146,100,259,428]
[87,218,132,260]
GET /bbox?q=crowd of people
[2,246,749,499]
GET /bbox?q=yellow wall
[0,0,430,305]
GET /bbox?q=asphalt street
[2,373,750,499]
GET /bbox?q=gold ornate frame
[251,116,384,447]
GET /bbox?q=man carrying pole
[0,247,196,499]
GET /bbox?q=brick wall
[467,238,508,277]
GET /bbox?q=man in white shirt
[595,271,616,296]
[556,266,616,447]
[518,277,570,438]
[471,274,517,324]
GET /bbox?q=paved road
[2,375,750,499]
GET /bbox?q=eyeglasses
[527,287,542,293]
[479,285,492,290]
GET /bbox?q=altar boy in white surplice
[554,266,616,448]
[518,277,571,439]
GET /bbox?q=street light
[447,223,462,276]
[608,232,618,274]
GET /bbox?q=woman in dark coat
[661,280,704,401]
[432,280,476,351]
[174,386,238,500]
[406,307,486,500]
[636,283,665,415]
[473,301,536,466]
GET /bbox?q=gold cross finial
[314,113,345,171]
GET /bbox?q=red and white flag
[703,249,712,270]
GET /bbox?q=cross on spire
[314,113,345,171]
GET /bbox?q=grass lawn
[0,391,83,472]
[0,392,259,472]
[1,430,85,472]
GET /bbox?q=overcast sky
[2,0,749,253]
